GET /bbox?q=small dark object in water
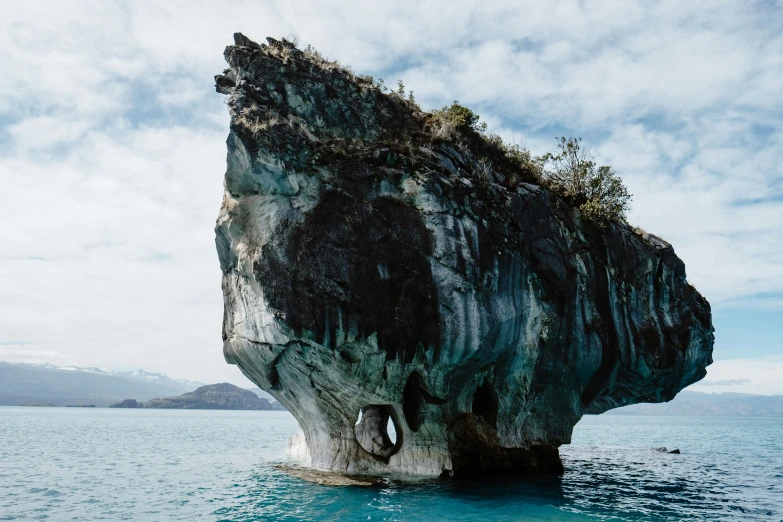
[668,449,681,454]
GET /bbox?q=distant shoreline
[5,405,781,418]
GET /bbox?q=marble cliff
[214,33,714,476]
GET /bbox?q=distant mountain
[603,391,783,416]
[0,361,203,407]
[145,383,285,410]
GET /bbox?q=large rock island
[214,34,714,476]
[109,399,144,408]
[145,383,282,410]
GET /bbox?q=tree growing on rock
[542,137,631,226]
[433,102,488,135]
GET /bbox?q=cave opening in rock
[403,371,425,432]
[472,380,498,428]
[354,405,401,461]
[355,408,396,442]
[402,370,447,432]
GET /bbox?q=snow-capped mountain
[0,362,206,406]
[17,363,204,389]
[118,369,203,390]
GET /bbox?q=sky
[1,1,782,393]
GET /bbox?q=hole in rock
[387,417,397,444]
[355,407,397,443]
[403,371,425,432]
[354,405,401,461]
[472,380,498,429]
[402,370,446,432]
[354,409,395,442]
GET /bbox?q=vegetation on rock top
[218,33,632,228]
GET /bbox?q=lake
[0,407,780,521]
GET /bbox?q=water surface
[1,407,780,521]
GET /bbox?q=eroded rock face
[214,33,714,476]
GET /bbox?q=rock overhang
[215,33,714,476]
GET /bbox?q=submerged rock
[214,33,714,476]
[274,465,383,487]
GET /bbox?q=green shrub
[433,102,488,135]
[505,143,543,180]
[542,137,631,225]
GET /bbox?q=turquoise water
[0,408,781,521]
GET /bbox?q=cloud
[697,379,751,387]
[688,355,783,395]
[1,1,782,381]
[0,343,76,366]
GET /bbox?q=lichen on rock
[214,33,714,476]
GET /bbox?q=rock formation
[214,33,714,476]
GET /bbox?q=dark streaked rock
[214,33,714,476]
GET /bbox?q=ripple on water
[0,408,780,521]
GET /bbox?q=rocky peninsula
[110,384,283,410]
[214,33,714,476]
[145,383,281,410]
[109,399,145,408]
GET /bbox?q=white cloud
[0,343,77,366]
[688,356,783,395]
[1,1,782,383]
[0,123,230,382]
